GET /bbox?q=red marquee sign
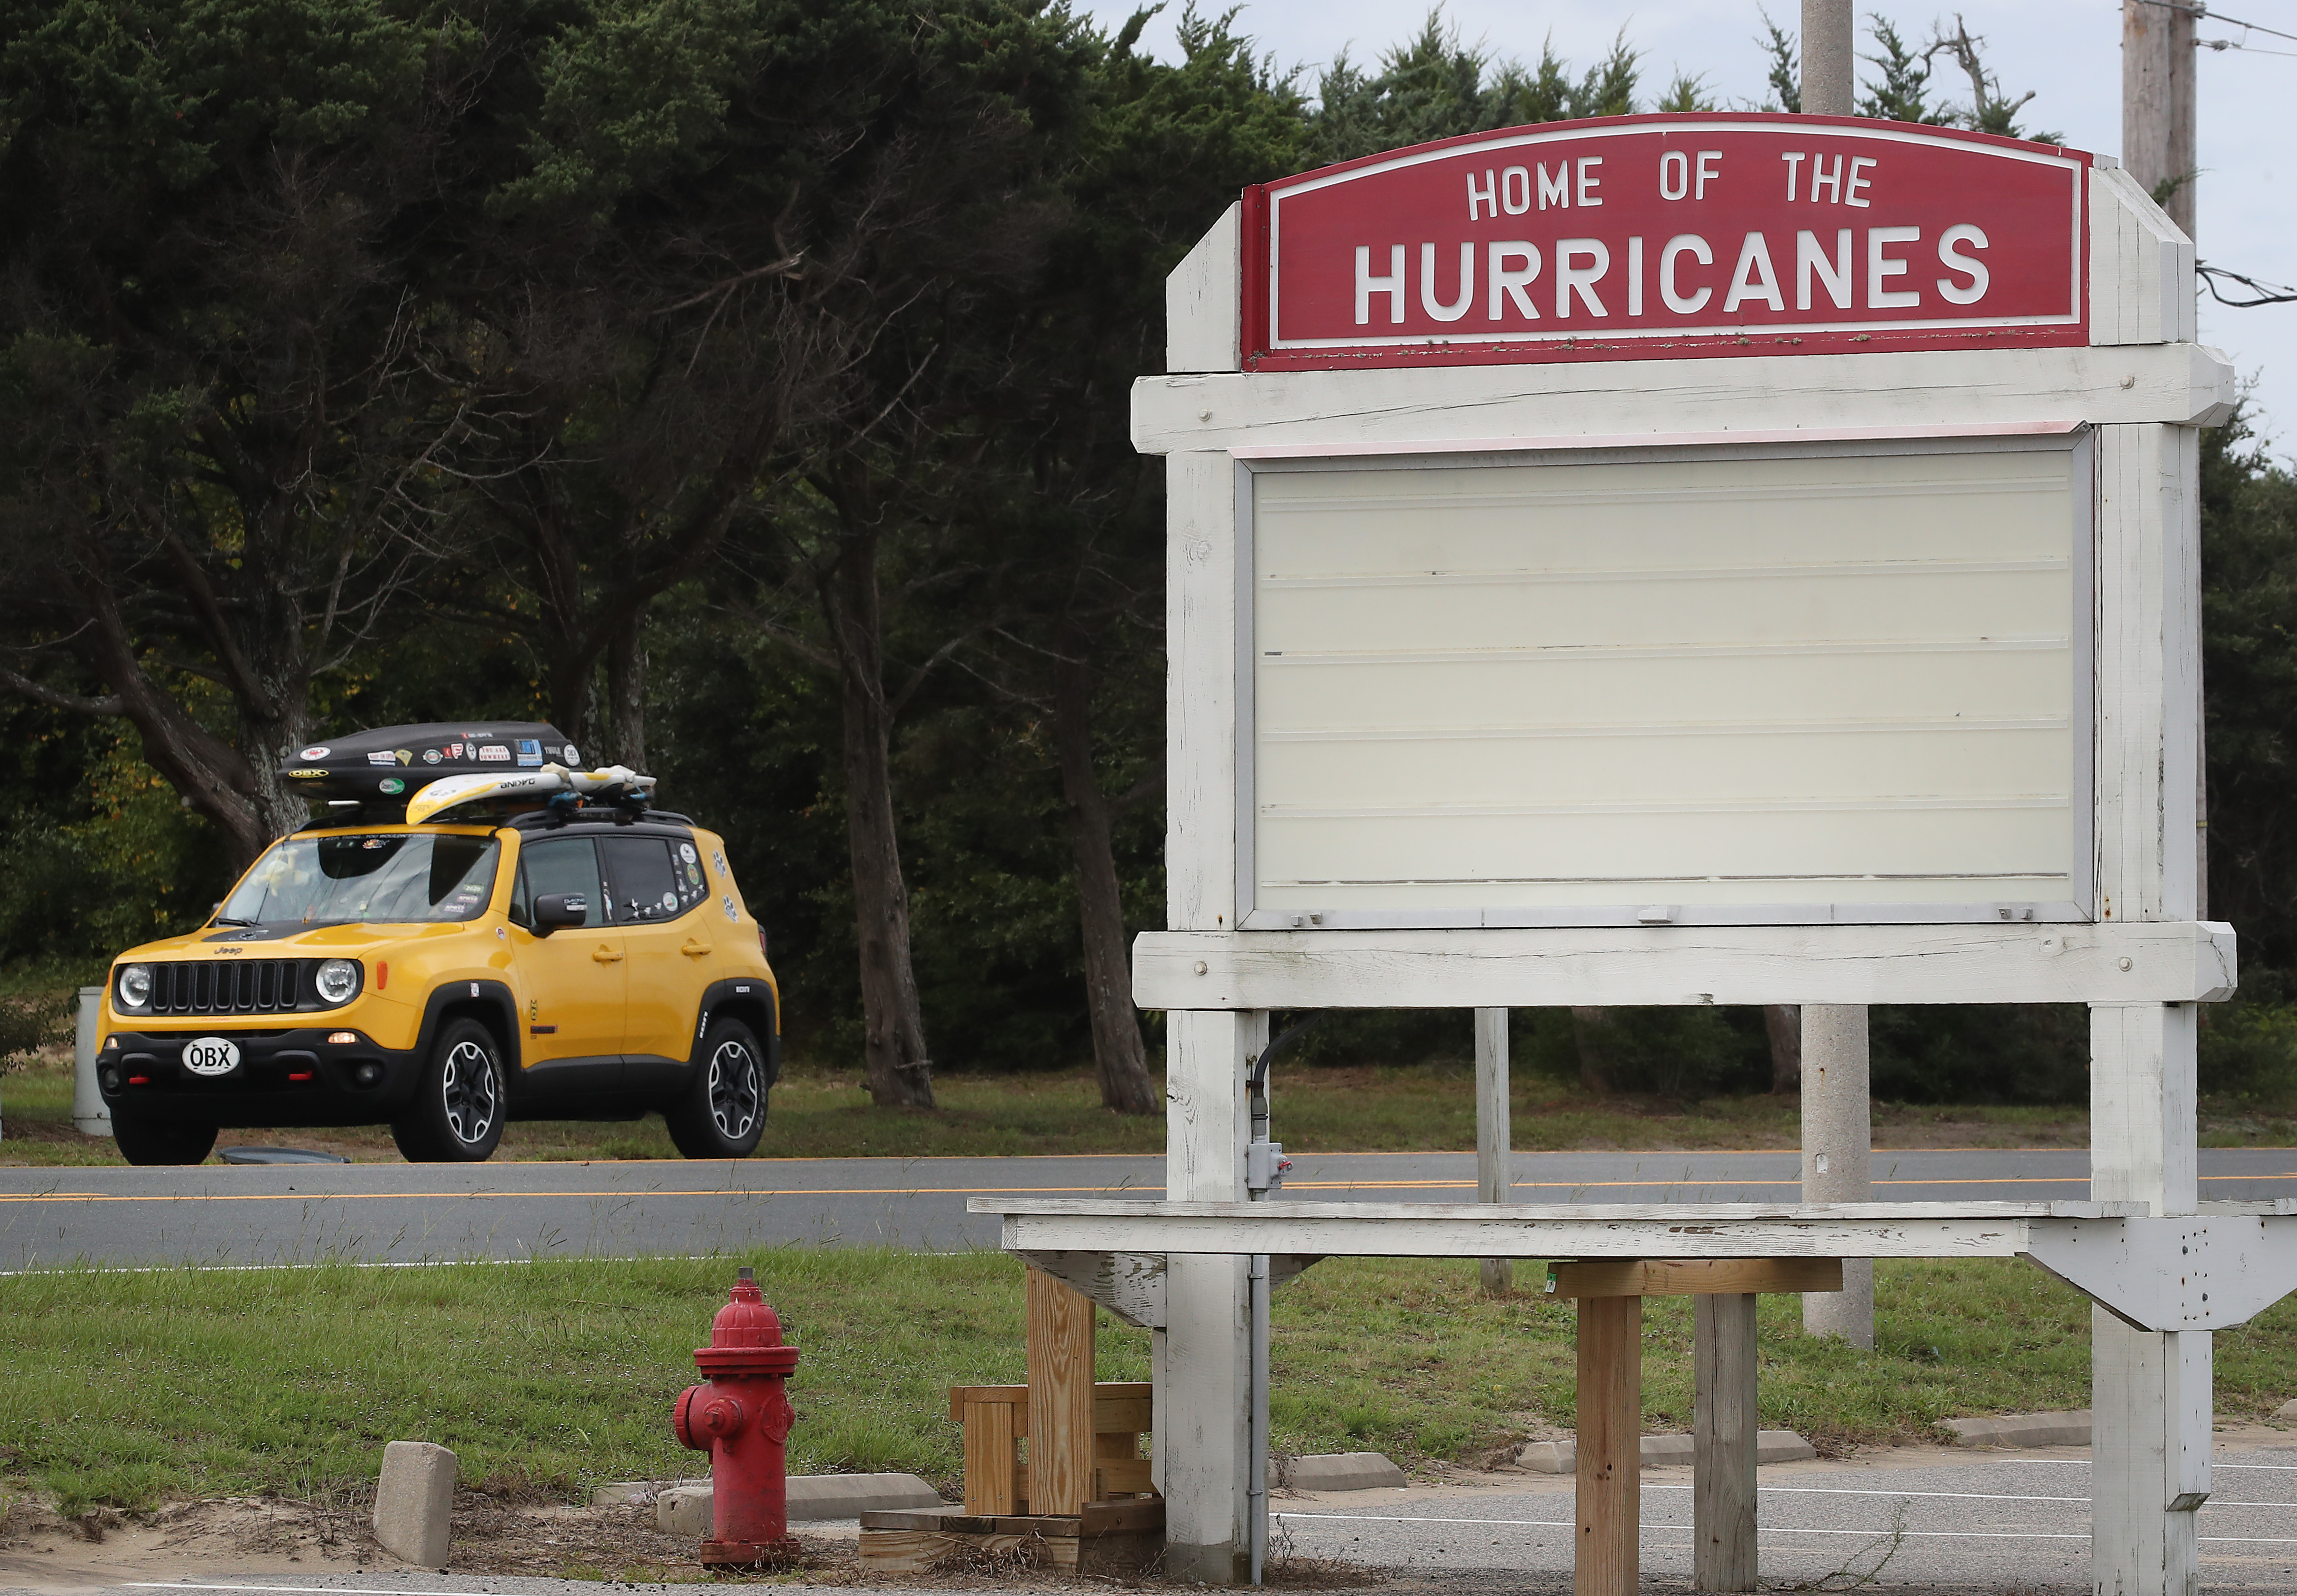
[1241,114,2090,369]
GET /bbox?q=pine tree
[1857,17,1948,125]
[1756,11,1800,113]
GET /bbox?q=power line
[2199,263,2297,307]
[2132,0,2297,46]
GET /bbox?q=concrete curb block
[591,1480,702,1508]
[1283,1452,1409,1491]
[374,1441,456,1567]
[1515,1431,1815,1473]
[657,1473,945,1533]
[1756,1430,1820,1465]
[657,1485,711,1538]
[1936,1410,2093,1448]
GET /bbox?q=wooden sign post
[976,111,2286,1596]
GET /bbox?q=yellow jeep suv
[94,721,780,1165]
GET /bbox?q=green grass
[5,1248,2295,1514]
[1,1049,2114,1166]
[1273,1256,2297,1461]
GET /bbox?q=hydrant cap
[711,1267,786,1350]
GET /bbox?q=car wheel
[665,1020,768,1158]
[113,1116,218,1166]
[391,1017,507,1162]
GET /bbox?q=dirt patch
[0,1490,1385,1592]
[0,1491,384,1593]
[451,1495,731,1580]
[0,1490,739,1590]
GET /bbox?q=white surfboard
[403,763,657,824]
[560,763,657,795]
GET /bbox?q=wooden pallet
[949,1268,1158,1518]
[858,1500,1163,1577]
[948,1381,1154,1511]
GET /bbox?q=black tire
[113,1116,217,1166]
[664,1019,768,1158]
[390,1017,507,1162]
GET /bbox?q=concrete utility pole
[1800,0,1855,116]
[1796,0,1877,1351]
[1799,1007,1876,1346]
[1475,1009,1512,1294]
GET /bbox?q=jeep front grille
[150,959,310,1015]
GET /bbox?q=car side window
[669,836,711,913]
[600,836,683,924]
[514,837,606,928]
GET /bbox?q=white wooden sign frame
[980,145,2267,1596]
[1138,162,2230,1010]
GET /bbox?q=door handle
[680,941,713,958]
[592,945,624,964]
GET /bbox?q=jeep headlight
[117,963,152,1010]
[314,959,362,1006]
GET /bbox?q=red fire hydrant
[673,1267,801,1568]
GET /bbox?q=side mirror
[532,893,587,935]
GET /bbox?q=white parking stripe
[1644,1483,2088,1504]
[1998,1458,2297,1472]
[1642,1482,2294,1509]
[1273,1512,2297,1547]
[129,1586,480,1595]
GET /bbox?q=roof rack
[506,806,694,830]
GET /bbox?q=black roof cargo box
[285,722,579,805]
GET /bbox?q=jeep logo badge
[182,1036,241,1077]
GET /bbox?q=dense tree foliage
[2,2,2290,1109]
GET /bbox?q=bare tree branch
[0,665,124,716]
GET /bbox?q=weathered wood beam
[1134,922,2237,1011]
[986,1198,2133,1265]
[1131,343,2236,458]
[1015,1250,1324,1331]
[1693,1293,1759,1593]
[1550,1257,1844,1298]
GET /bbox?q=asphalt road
[1268,1440,2297,1592]
[1,1147,2292,1268]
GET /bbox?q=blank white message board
[1242,434,2092,927]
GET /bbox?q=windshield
[219,833,503,927]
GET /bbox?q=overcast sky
[1074,0,2295,458]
